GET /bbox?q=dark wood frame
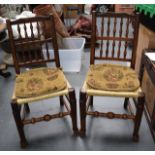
[79,11,145,141]
[7,15,78,148]
[139,49,155,142]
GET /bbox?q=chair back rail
[90,11,139,69]
[7,15,60,74]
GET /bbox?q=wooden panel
[115,4,135,14]
[135,24,155,74]
[140,53,155,141]
[142,68,155,117]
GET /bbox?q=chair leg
[79,91,87,136]
[124,97,129,110]
[68,89,78,134]
[11,101,28,148]
[24,103,30,113]
[89,96,93,106]
[132,95,145,142]
[59,96,64,106]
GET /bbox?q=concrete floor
[0,47,155,151]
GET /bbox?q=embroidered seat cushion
[86,64,140,91]
[15,68,67,98]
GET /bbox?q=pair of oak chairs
[6,11,144,148]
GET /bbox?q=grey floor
[0,47,155,151]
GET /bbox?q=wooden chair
[6,15,78,148]
[79,11,145,141]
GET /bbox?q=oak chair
[7,15,78,148]
[79,11,145,141]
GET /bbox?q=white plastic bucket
[44,37,85,72]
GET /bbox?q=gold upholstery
[86,64,140,92]
[82,82,143,98]
[15,68,67,98]
[12,79,71,104]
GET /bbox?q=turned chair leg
[11,102,28,148]
[59,96,64,106]
[124,97,129,110]
[69,89,78,134]
[79,91,87,136]
[133,95,145,142]
[89,96,94,106]
[24,103,30,113]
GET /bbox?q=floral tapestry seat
[84,64,142,97]
[14,68,68,103]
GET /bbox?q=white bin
[45,37,85,72]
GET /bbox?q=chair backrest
[7,15,60,74]
[90,11,139,69]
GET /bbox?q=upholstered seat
[83,64,143,98]
[13,75,71,104]
[15,68,67,98]
[82,81,143,98]
[86,64,140,92]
